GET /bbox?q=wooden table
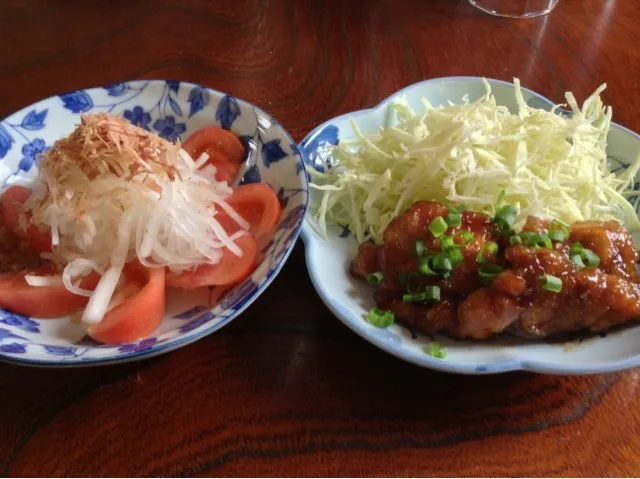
[1,0,640,476]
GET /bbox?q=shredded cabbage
[309,78,640,243]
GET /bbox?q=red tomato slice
[165,235,257,289]
[87,263,165,344]
[0,269,99,318]
[217,184,281,245]
[1,185,52,253]
[183,127,245,183]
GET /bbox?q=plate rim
[299,75,640,375]
[0,79,309,367]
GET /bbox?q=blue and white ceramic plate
[0,80,308,366]
[300,77,640,375]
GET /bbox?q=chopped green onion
[549,219,570,243]
[423,342,447,359]
[476,241,498,264]
[541,274,562,293]
[519,231,535,242]
[454,230,474,245]
[440,235,456,250]
[415,239,425,257]
[569,242,600,268]
[548,229,566,242]
[448,248,464,267]
[478,264,505,284]
[493,192,518,237]
[367,271,384,286]
[494,205,518,227]
[432,253,453,272]
[446,212,462,228]
[424,285,441,301]
[582,248,600,268]
[403,286,441,303]
[509,235,523,245]
[365,308,394,328]
[419,256,438,276]
[570,242,584,255]
[429,216,448,238]
[570,253,585,269]
[524,233,552,249]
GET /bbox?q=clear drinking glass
[469,0,560,18]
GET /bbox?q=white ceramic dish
[0,80,308,366]
[299,76,640,375]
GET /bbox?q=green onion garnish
[454,230,474,245]
[446,212,462,228]
[493,192,518,236]
[403,286,441,303]
[476,241,498,264]
[365,308,394,328]
[519,231,535,242]
[424,285,441,301]
[541,274,562,293]
[415,239,425,257]
[509,235,523,245]
[440,235,456,250]
[367,271,384,286]
[432,253,453,272]
[553,218,569,228]
[448,248,464,267]
[494,205,518,228]
[478,264,505,284]
[570,253,585,269]
[419,256,438,276]
[524,233,552,249]
[570,242,584,255]
[569,242,600,268]
[548,229,565,242]
[429,216,448,238]
[549,219,570,243]
[582,248,600,268]
[423,341,447,359]
[548,219,569,243]
[402,286,440,303]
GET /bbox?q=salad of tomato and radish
[0,114,281,344]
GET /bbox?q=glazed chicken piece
[494,217,640,338]
[352,201,640,340]
[351,201,497,294]
[352,201,503,338]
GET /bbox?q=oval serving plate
[300,76,640,375]
[0,80,308,366]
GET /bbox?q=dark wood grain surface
[2,0,640,476]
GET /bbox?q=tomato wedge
[87,263,165,344]
[0,269,99,318]
[217,184,281,246]
[182,127,245,183]
[165,235,257,289]
[1,185,51,253]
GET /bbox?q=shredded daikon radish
[25,275,64,287]
[22,113,250,325]
[309,78,640,243]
